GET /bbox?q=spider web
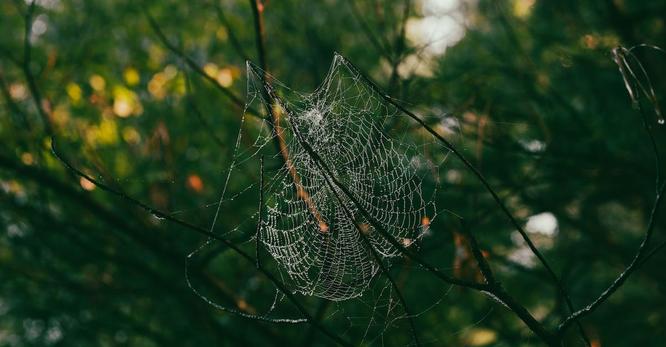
[216,53,438,302]
[180,53,468,345]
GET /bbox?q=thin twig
[559,182,666,333]
[183,69,226,149]
[212,1,250,62]
[345,0,392,61]
[387,0,411,93]
[454,219,559,345]
[458,219,496,286]
[638,238,666,267]
[248,0,267,72]
[22,0,54,137]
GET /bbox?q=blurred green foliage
[1,0,665,346]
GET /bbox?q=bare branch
[559,45,666,336]
[50,137,353,347]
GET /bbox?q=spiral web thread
[227,53,439,302]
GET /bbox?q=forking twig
[558,46,666,335]
[337,47,666,344]
[558,181,666,333]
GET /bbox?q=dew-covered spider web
[183,53,474,343]
[217,53,441,302]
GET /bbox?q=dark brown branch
[462,218,562,346]
[387,0,411,93]
[458,219,497,286]
[246,1,329,232]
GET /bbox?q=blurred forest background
[1,0,666,346]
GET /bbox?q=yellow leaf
[66,82,82,104]
[89,74,106,91]
[124,67,140,86]
[465,328,497,346]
